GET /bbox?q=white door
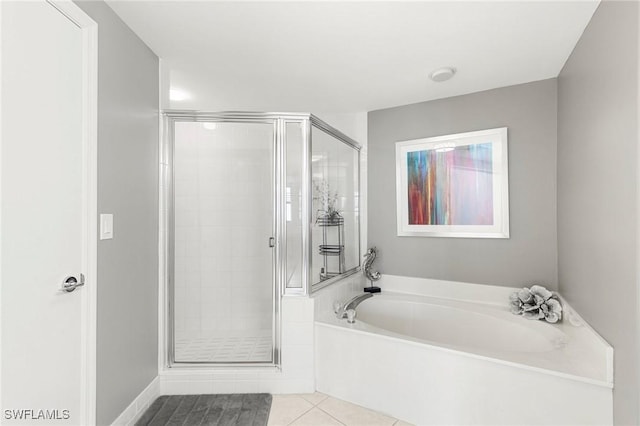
[1,1,97,425]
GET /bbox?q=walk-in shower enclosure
[163,112,361,366]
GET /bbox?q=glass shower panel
[285,122,304,290]
[311,126,360,286]
[173,121,274,363]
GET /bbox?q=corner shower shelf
[317,213,345,281]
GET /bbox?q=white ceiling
[107,1,599,113]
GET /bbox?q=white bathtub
[314,275,613,425]
[357,293,566,353]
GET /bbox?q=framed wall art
[396,127,509,238]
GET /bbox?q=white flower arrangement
[509,285,563,324]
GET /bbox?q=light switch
[100,214,113,240]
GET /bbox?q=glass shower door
[172,120,275,364]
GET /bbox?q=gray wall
[368,79,558,288]
[557,1,638,424]
[74,2,159,424]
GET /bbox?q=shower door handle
[268,237,275,248]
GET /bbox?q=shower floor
[175,331,272,363]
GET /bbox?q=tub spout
[335,293,374,321]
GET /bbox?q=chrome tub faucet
[334,293,374,323]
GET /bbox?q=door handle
[60,274,85,292]
[268,237,275,248]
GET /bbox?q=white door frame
[0,1,98,423]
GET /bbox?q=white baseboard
[111,377,161,426]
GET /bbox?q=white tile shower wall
[160,297,315,394]
[174,122,274,345]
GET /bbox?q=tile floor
[175,334,272,362]
[267,393,413,426]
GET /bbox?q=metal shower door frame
[161,111,362,368]
[163,111,298,368]
[307,116,362,293]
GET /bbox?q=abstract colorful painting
[396,128,509,238]
[406,143,493,226]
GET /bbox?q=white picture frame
[396,127,509,238]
